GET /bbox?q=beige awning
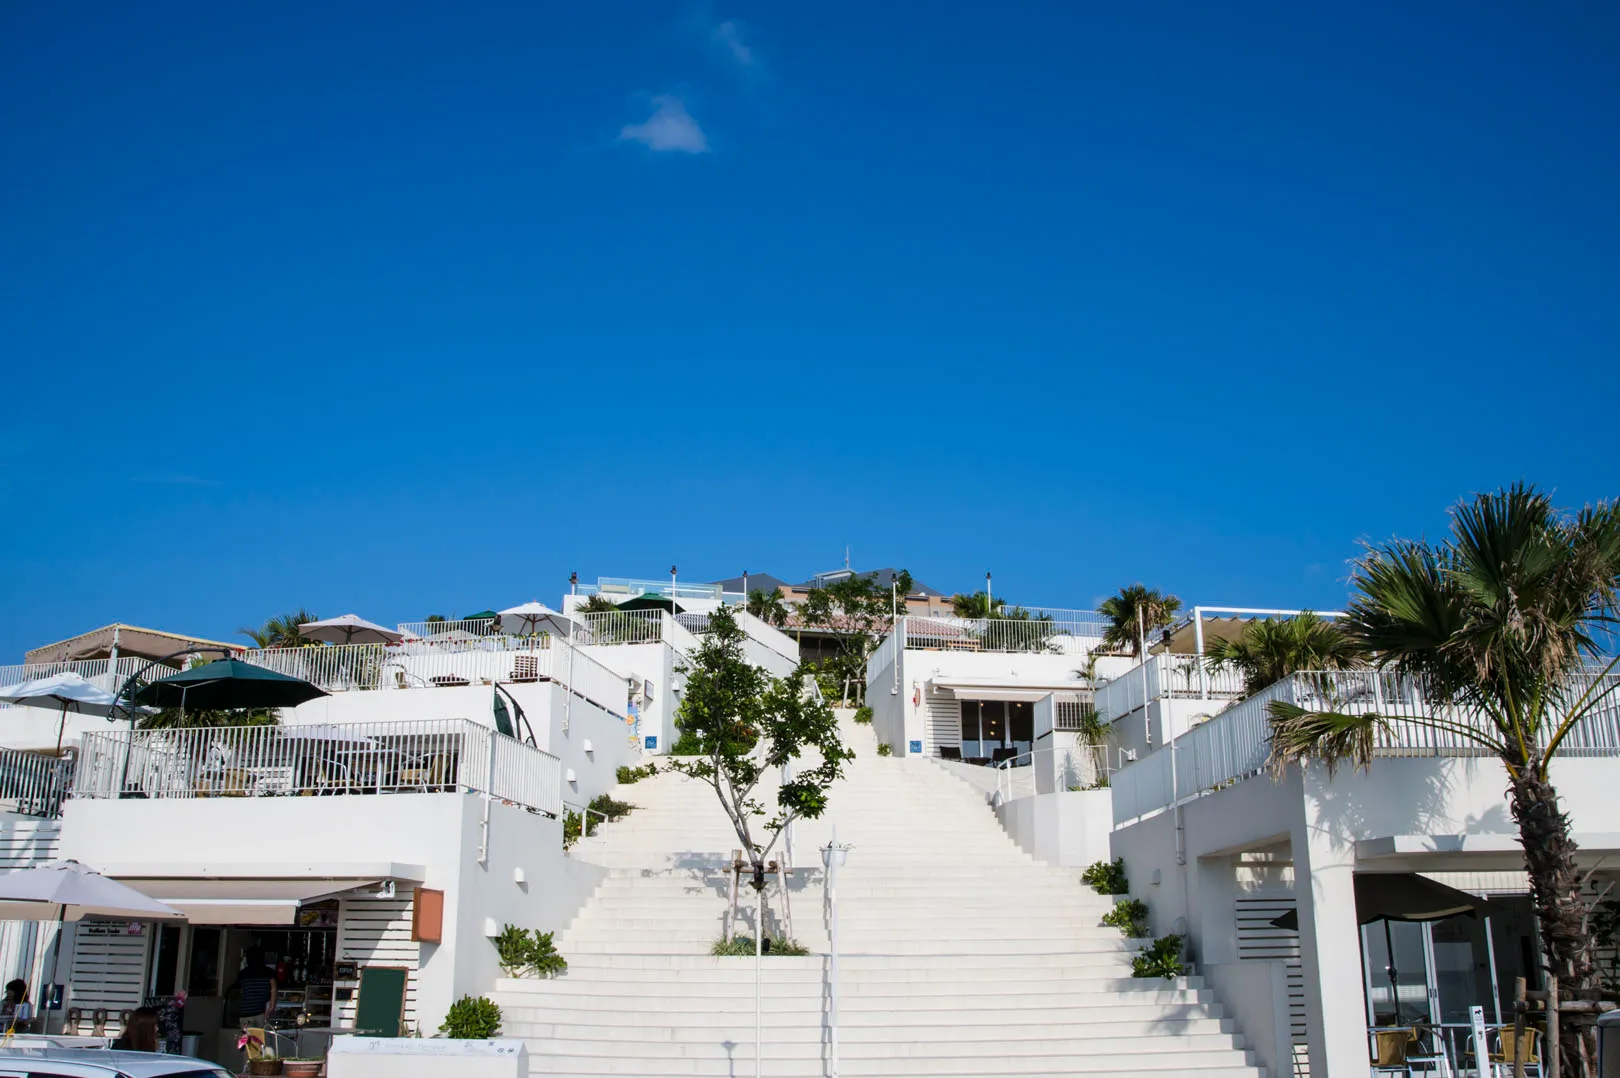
[121,878,383,925]
[26,624,244,665]
[930,676,1090,702]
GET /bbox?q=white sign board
[1470,1005,1491,1077]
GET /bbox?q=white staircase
[493,716,1266,1077]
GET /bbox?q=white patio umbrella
[498,602,575,637]
[297,614,402,646]
[0,673,121,753]
[0,860,183,993]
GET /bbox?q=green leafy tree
[576,595,619,614]
[745,587,789,627]
[1203,612,1367,694]
[1266,484,1620,1076]
[668,607,850,932]
[798,571,911,703]
[1098,586,1182,657]
[238,609,319,649]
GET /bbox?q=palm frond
[1265,701,1385,778]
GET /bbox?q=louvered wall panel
[0,822,63,1000]
[67,923,151,1035]
[924,694,959,755]
[1235,895,1308,1077]
[335,896,420,1032]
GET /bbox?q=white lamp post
[821,826,852,1078]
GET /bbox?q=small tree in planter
[668,607,850,943]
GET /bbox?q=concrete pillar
[1292,765,1369,1078]
[1194,853,1239,965]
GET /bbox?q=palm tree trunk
[1508,764,1598,1077]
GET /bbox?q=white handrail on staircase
[993,745,1112,804]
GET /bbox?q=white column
[1292,765,1369,1078]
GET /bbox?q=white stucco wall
[579,643,675,754]
[994,789,1112,867]
[57,794,602,1029]
[1111,754,1620,1078]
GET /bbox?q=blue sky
[2,3,1618,658]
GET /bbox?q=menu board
[143,995,184,1054]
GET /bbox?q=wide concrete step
[518,1026,1240,1049]
[524,1049,1258,1075]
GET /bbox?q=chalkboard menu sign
[143,996,184,1055]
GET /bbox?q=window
[187,927,222,996]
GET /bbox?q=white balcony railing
[72,718,562,816]
[573,610,665,645]
[1094,654,1250,721]
[995,744,1112,803]
[896,611,1106,657]
[0,748,76,817]
[579,578,722,601]
[0,657,184,704]
[1111,669,1620,826]
[239,637,629,718]
[396,617,499,640]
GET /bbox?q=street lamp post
[822,826,852,1078]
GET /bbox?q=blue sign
[644,736,658,750]
[909,740,922,755]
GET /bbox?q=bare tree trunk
[1509,765,1598,1077]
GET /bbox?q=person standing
[234,948,278,1029]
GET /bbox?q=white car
[0,1049,231,1078]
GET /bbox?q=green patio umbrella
[131,659,329,711]
[462,611,499,634]
[617,595,686,613]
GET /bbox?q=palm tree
[1203,612,1367,694]
[1098,585,1182,657]
[950,591,1005,619]
[239,609,319,649]
[1266,484,1620,1075]
[745,588,789,627]
[576,596,619,614]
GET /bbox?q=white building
[1103,660,1620,1078]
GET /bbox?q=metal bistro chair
[1371,1024,1449,1078]
[1489,1025,1541,1077]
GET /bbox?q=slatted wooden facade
[0,820,62,1003]
[1235,893,1308,1077]
[924,693,959,755]
[67,922,151,1035]
[334,895,421,1033]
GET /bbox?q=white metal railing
[868,630,900,686]
[71,718,562,815]
[1095,654,1249,721]
[0,748,76,817]
[1053,696,1098,731]
[673,612,712,636]
[579,578,723,601]
[239,637,627,717]
[1110,669,1620,826]
[0,657,183,703]
[395,618,499,640]
[574,610,665,645]
[895,612,1106,656]
[995,744,1113,802]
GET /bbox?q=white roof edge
[96,861,428,881]
[1357,833,1620,859]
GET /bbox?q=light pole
[821,826,852,1078]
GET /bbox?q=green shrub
[439,995,501,1038]
[492,925,569,978]
[711,936,811,956]
[494,924,534,976]
[588,793,634,820]
[1131,935,1187,979]
[1081,858,1129,895]
[616,763,658,784]
[876,742,893,757]
[1101,899,1150,938]
[853,706,874,725]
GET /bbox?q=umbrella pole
[55,701,68,756]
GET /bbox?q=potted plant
[282,1059,323,1078]
[238,1032,282,1076]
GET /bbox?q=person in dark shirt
[234,948,278,1029]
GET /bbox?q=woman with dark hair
[112,1007,159,1052]
[1,979,30,1030]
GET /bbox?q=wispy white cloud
[711,20,757,70]
[619,95,709,154]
